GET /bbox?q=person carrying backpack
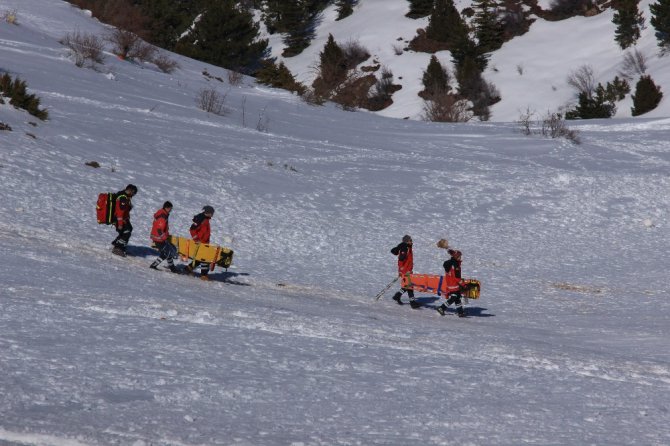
[149,201,177,273]
[111,184,137,256]
[390,235,420,308]
[185,205,214,280]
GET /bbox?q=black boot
[392,292,403,305]
[150,260,160,270]
[409,299,421,309]
[436,304,447,316]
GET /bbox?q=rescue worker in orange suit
[185,205,214,280]
[149,201,178,272]
[437,249,466,317]
[391,235,420,308]
[111,184,137,256]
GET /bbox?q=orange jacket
[391,242,413,275]
[150,208,170,243]
[189,212,211,244]
[443,257,462,279]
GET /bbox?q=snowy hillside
[271,0,670,121]
[1,1,670,445]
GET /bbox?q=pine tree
[472,0,504,52]
[313,34,348,96]
[336,0,357,20]
[451,34,489,74]
[139,0,199,50]
[421,55,451,98]
[612,0,644,49]
[565,86,616,119]
[256,60,306,94]
[279,1,315,56]
[176,0,269,73]
[262,0,329,56]
[650,0,670,52]
[406,0,434,18]
[631,75,663,116]
[426,0,468,48]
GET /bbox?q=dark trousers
[446,293,464,314]
[112,222,133,248]
[151,240,176,268]
[155,240,176,260]
[193,261,210,276]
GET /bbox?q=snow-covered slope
[271,0,670,121]
[1,1,669,445]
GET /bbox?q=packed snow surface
[0,1,669,445]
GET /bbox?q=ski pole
[375,275,400,301]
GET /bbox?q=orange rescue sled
[401,273,481,299]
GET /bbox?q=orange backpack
[96,192,115,225]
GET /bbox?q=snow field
[0,1,669,444]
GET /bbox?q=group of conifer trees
[63,0,669,117]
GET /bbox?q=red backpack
[96,192,115,225]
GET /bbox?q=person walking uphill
[149,201,178,273]
[111,184,137,257]
[437,249,466,317]
[185,205,214,281]
[391,235,420,308]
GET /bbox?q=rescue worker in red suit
[437,249,466,317]
[391,235,420,308]
[149,201,178,272]
[111,184,137,256]
[185,205,214,280]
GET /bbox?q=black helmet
[163,201,173,209]
[202,205,215,215]
[125,184,138,194]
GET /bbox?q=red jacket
[443,257,466,292]
[150,208,170,243]
[443,258,462,279]
[190,212,211,244]
[391,242,413,275]
[114,190,132,228]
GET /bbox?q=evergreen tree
[565,87,616,119]
[426,0,468,48]
[472,0,504,52]
[406,0,434,18]
[451,34,489,74]
[631,75,663,116]
[421,55,451,98]
[455,54,484,99]
[262,0,329,56]
[256,60,306,94]
[313,34,348,96]
[176,0,269,73]
[612,0,645,49]
[604,76,631,101]
[336,0,357,20]
[650,0,670,52]
[279,1,315,56]
[139,0,199,50]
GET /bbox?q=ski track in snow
[1,1,670,444]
